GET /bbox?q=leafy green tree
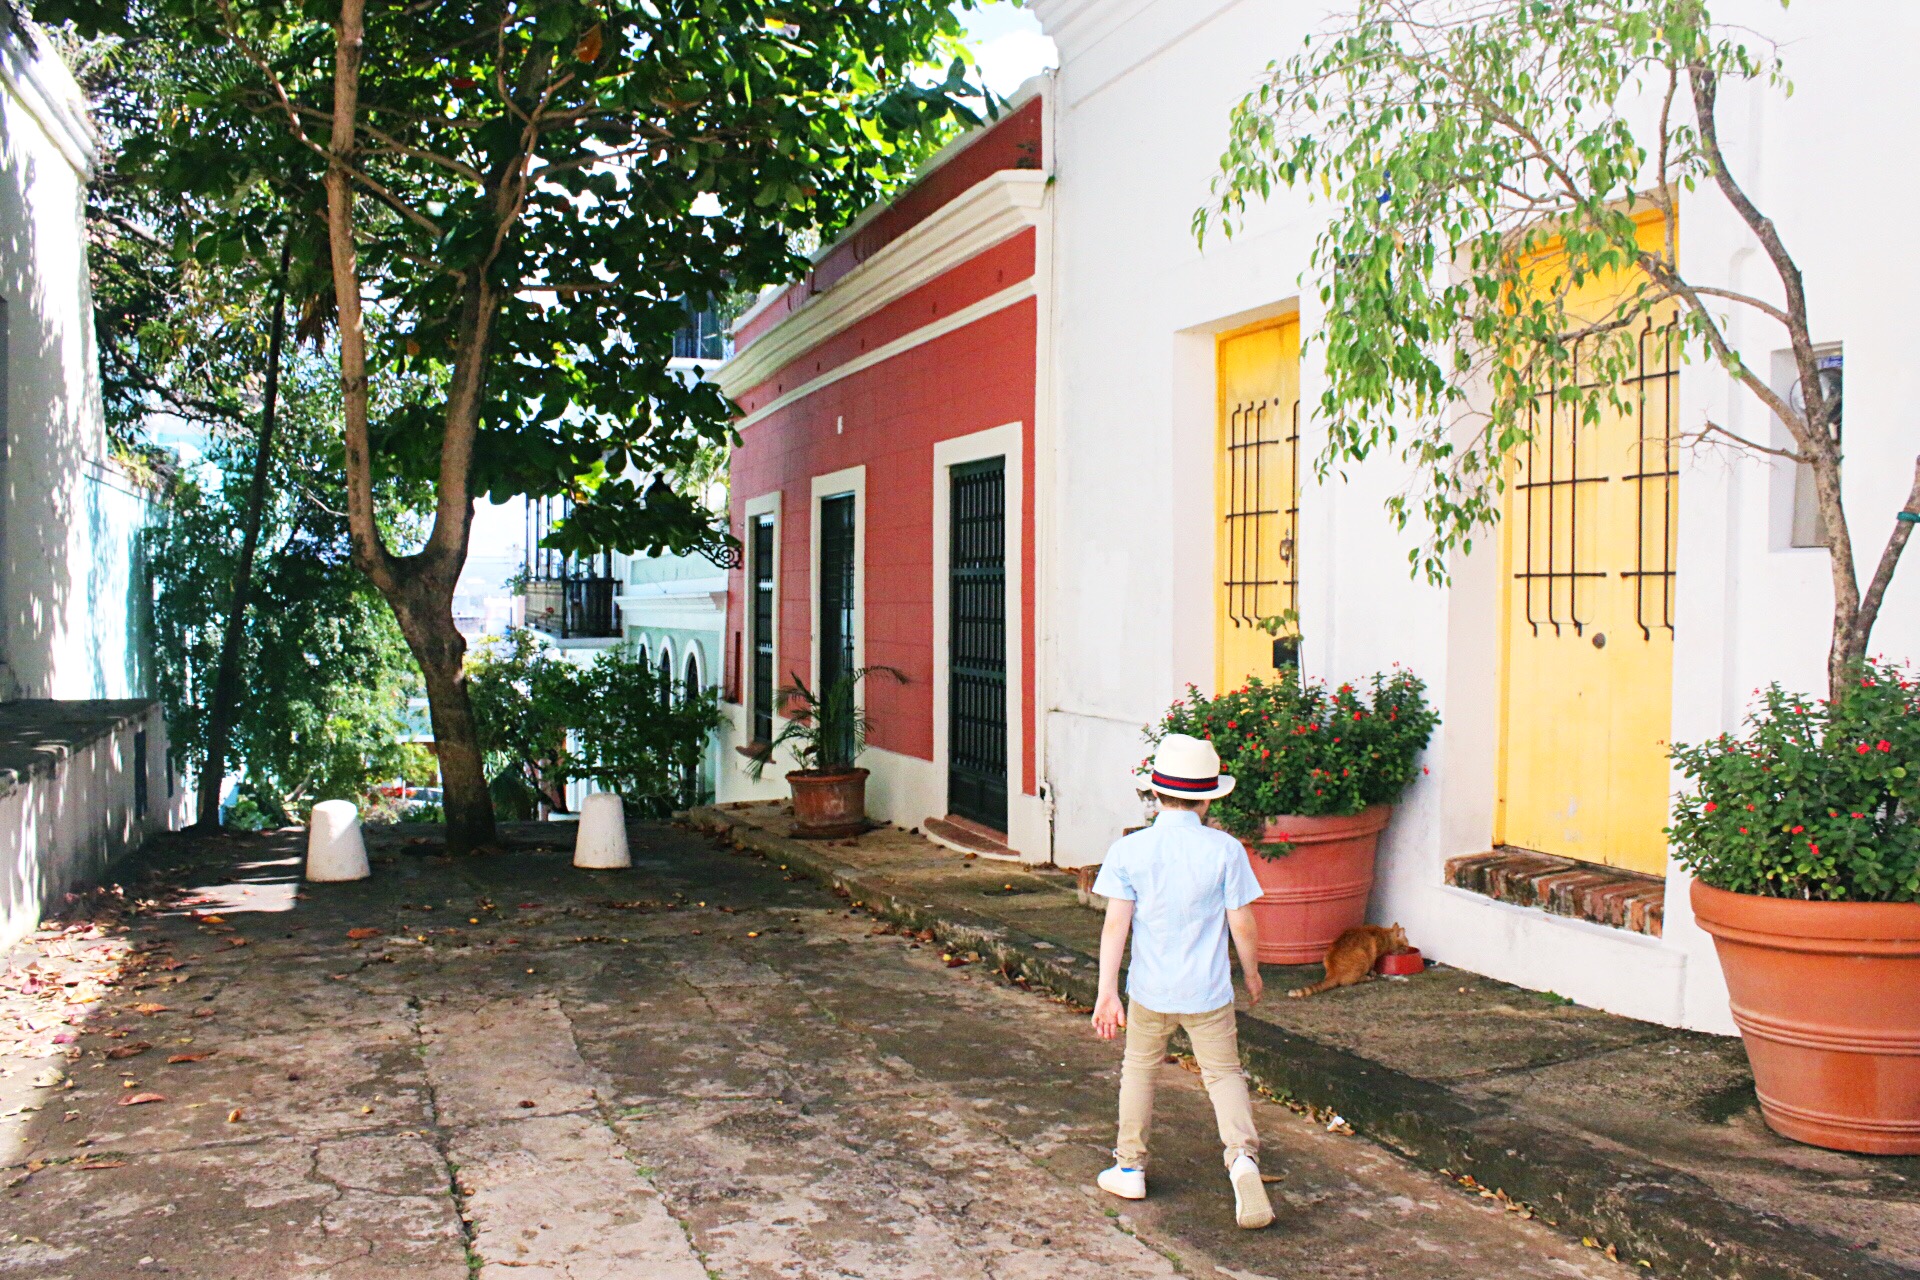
[153,355,424,824]
[466,629,578,819]
[1200,0,1918,702]
[50,0,1000,852]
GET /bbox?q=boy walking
[1090,733,1273,1229]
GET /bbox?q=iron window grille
[1222,397,1300,631]
[750,516,776,744]
[948,459,1008,831]
[1512,315,1679,638]
[817,494,858,759]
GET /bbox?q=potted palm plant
[749,667,901,839]
[1145,668,1438,962]
[1671,660,1920,1154]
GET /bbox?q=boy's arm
[1091,897,1135,1039]
[1227,905,1264,1006]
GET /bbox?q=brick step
[1445,848,1664,936]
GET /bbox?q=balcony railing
[524,576,622,639]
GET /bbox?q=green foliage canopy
[47,0,999,560]
[152,357,424,823]
[1197,0,1782,584]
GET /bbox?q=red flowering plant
[1143,668,1438,855]
[1669,660,1920,902]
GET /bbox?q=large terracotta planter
[787,768,869,839]
[1242,805,1391,964]
[1691,881,1920,1155]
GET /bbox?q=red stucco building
[715,89,1051,859]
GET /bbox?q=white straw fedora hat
[1147,733,1236,801]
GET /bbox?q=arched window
[636,640,650,670]
[683,647,700,695]
[656,642,673,705]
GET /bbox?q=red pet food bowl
[1375,947,1425,976]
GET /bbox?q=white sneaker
[1097,1163,1146,1200]
[1229,1154,1274,1229]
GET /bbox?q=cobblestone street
[0,823,1633,1278]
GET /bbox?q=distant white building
[518,307,733,809]
[0,15,178,947]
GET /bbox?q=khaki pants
[1115,1000,1258,1170]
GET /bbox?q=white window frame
[743,490,782,738]
[931,422,1025,819]
[809,467,867,692]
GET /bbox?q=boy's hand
[1242,967,1264,1007]
[1091,992,1126,1040]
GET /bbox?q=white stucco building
[0,15,177,948]
[1022,0,1918,1033]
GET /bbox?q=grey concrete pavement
[0,821,1634,1278]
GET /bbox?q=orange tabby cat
[1287,924,1409,998]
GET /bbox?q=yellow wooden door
[1216,319,1301,691]
[1497,216,1678,874]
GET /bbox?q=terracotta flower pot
[1241,805,1391,964]
[1691,880,1920,1155]
[786,768,869,839]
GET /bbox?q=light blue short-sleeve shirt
[1091,809,1264,1014]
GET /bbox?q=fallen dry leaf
[189,1009,214,1019]
[226,1108,244,1123]
[199,915,226,925]
[222,937,249,948]
[166,1052,214,1064]
[131,1003,171,1016]
[517,1099,536,1109]
[118,1092,166,1107]
[76,1159,128,1170]
[346,928,382,941]
[105,1042,152,1060]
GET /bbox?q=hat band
[1151,770,1218,794]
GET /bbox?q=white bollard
[574,793,631,869]
[306,800,371,882]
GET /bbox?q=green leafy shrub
[568,644,725,817]
[1670,662,1919,902]
[1145,669,1438,850]
[468,631,724,819]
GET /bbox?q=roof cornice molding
[716,169,1047,400]
[1030,0,1159,55]
[0,18,99,179]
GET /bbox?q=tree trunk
[194,233,293,829]
[389,575,495,852]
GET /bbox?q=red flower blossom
[1703,802,1717,813]
[1857,743,1871,755]
[1878,740,1892,752]
[1739,827,1749,834]
[1790,825,1805,834]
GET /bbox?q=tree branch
[1850,455,1920,657]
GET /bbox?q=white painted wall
[1032,0,1919,1031]
[0,703,178,950]
[0,23,178,946]
[0,20,154,703]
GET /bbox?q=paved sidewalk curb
[690,805,1911,1280]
